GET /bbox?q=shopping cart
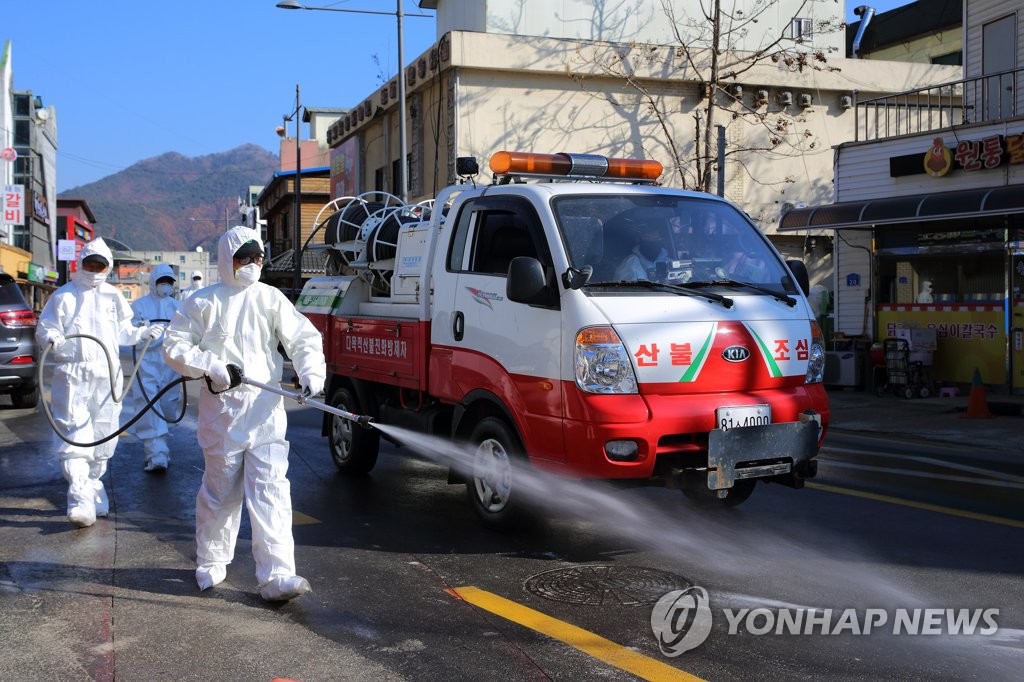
[874,337,931,399]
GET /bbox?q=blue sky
[7,0,915,192]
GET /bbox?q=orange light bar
[489,151,663,181]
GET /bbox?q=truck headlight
[805,321,825,384]
[575,326,638,394]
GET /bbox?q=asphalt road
[1,384,1022,681]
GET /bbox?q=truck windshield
[553,195,794,292]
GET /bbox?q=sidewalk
[825,384,1024,474]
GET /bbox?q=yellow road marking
[291,511,320,525]
[449,586,704,682]
[806,482,1024,529]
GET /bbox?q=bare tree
[567,0,844,194]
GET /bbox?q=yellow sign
[878,306,1004,385]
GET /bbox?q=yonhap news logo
[650,587,714,656]
[650,585,1000,656]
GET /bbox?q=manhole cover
[524,565,691,606]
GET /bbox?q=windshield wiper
[679,278,797,307]
[586,279,734,308]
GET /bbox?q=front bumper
[706,412,820,489]
[558,383,829,481]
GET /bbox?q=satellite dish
[196,246,203,252]
[34,109,50,122]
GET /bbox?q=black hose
[37,333,196,448]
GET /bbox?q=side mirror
[507,256,549,304]
[786,259,811,296]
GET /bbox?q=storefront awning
[779,185,1024,232]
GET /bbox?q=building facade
[781,0,1024,393]
[321,0,958,288]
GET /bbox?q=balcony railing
[854,67,1024,142]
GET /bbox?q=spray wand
[209,364,374,428]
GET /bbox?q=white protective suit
[163,226,326,601]
[36,238,155,527]
[179,270,204,303]
[127,263,182,471]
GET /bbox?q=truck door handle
[453,311,464,341]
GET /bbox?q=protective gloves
[208,359,232,389]
[48,332,66,351]
[145,324,165,340]
[300,374,324,398]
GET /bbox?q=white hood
[217,225,262,287]
[148,263,176,294]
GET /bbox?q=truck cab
[300,151,828,528]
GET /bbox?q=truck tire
[328,386,379,474]
[680,471,756,508]
[465,417,532,531]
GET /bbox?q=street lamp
[281,84,303,298]
[275,0,433,203]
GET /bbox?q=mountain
[58,144,280,253]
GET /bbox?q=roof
[846,0,962,56]
[778,185,1024,231]
[264,248,327,275]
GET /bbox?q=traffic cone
[962,368,992,419]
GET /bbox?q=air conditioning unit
[756,89,769,104]
[825,351,861,387]
[777,91,793,106]
[799,93,813,108]
[839,95,853,109]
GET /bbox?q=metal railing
[855,67,1024,141]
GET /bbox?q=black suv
[0,273,38,408]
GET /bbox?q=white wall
[431,0,844,56]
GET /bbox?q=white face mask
[80,271,108,288]
[235,264,261,286]
[156,283,173,298]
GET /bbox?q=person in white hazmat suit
[180,270,204,303]
[36,238,163,527]
[162,226,326,602]
[127,263,181,472]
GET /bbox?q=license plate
[716,404,771,431]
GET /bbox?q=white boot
[143,439,169,472]
[63,459,96,528]
[196,563,227,591]
[259,575,311,602]
[93,480,109,517]
[89,461,109,517]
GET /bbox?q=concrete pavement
[825,385,1024,476]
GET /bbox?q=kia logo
[722,345,750,362]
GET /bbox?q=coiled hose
[37,332,194,448]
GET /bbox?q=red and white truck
[298,151,829,527]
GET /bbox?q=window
[931,51,962,66]
[179,255,186,263]
[374,167,385,193]
[448,197,547,276]
[14,120,29,146]
[786,18,813,41]
[13,94,30,117]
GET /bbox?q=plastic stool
[939,387,957,398]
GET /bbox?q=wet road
[1,385,1022,681]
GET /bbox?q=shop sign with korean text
[2,184,24,224]
[889,132,1024,177]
